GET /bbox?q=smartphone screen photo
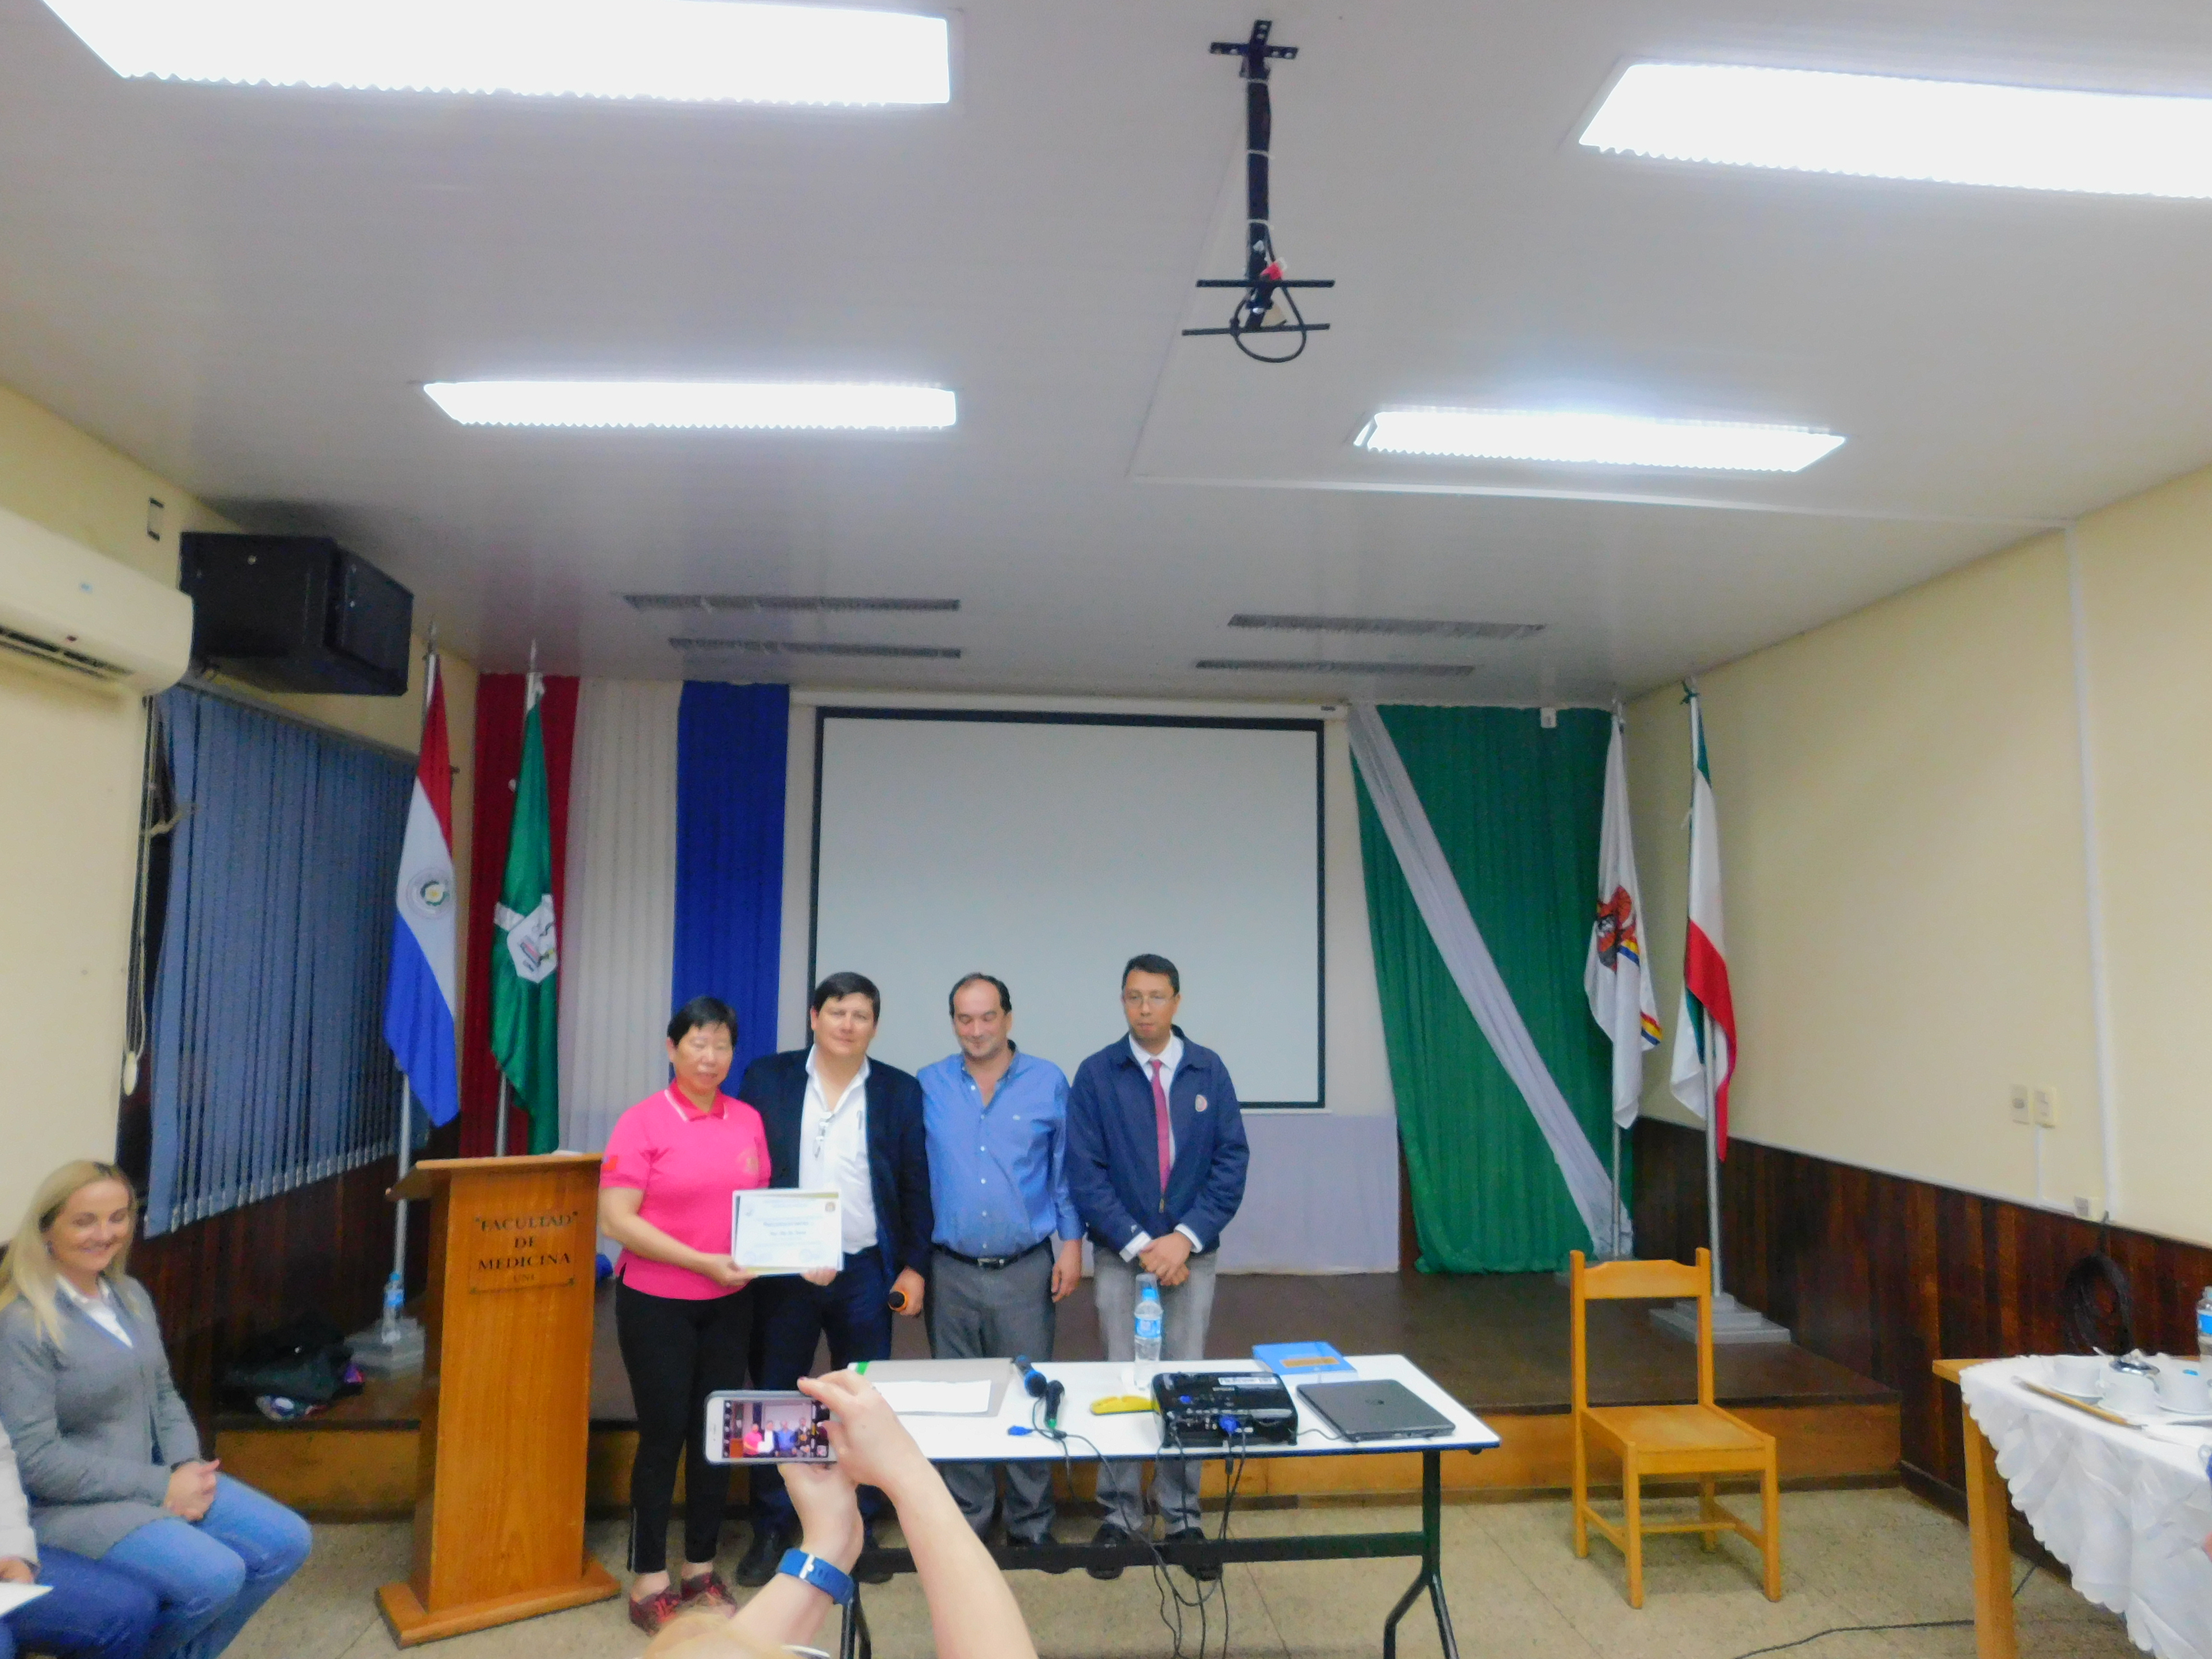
[705,1390,835,1465]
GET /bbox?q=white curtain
[559,679,682,1154]
[1346,703,1623,1252]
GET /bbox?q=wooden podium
[376,1154,620,1645]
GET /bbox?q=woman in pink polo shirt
[597,995,779,1634]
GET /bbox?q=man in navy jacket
[1065,953,1248,1577]
[733,971,932,1584]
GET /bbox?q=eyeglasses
[1123,990,1175,1008]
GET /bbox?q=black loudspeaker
[179,533,413,696]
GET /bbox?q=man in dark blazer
[733,970,932,1584]
[1065,953,1248,1578]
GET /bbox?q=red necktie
[1150,1058,1172,1198]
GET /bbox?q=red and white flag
[1668,688,1738,1155]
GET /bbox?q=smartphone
[705,1390,836,1465]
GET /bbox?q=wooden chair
[1570,1248,1781,1608]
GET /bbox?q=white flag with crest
[1585,711,1661,1128]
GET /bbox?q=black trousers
[615,1277,755,1573]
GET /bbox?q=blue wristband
[778,1549,855,1606]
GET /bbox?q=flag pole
[383,1080,413,1342]
[492,639,536,1162]
[1611,1124,1624,1260]
[1703,1034,1723,1294]
[364,629,435,1371]
[387,631,433,1310]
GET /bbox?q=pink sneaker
[628,1584,684,1635]
[680,1572,740,1613]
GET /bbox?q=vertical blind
[146,687,412,1236]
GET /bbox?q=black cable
[1226,235,1310,365]
[1720,1561,2039,1659]
[1032,1389,1252,1659]
[1029,1399,1212,1658]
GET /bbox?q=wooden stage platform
[217,1273,1900,1520]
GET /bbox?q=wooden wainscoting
[1632,1118,2212,1497]
[132,1155,431,1428]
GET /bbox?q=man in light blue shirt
[917,973,1082,1553]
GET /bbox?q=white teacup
[2155,1361,2212,1415]
[2051,1354,2104,1395]
[2102,1365,2162,1416]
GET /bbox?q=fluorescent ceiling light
[41,0,950,106]
[1357,408,1842,472]
[424,381,955,430]
[1583,62,2212,198]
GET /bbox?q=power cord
[1032,1393,1242,1659]
[1722,1561,2038,1659]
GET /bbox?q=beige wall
[2074,471,2212,1246]
[1630,466,2212,1248]
[0,383,473,1227]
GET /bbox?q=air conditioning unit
[0,504,194,695]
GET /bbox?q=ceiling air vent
[627,594,959,613]
[1194,659,1476,678]
[1228,613,1542,640]
[673,638,962,660]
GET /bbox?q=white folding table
[847,1354,1500,1659]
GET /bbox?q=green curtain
[1356,706,1623,1272]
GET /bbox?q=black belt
[934,1238,1051,1271]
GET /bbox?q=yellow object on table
[1091,1394,1157,1415]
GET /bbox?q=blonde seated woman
[0,1163,311,1659]
[648,1369,1036,1659]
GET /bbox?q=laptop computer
[1297,1378,1455,1442]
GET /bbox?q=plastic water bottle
[378,1272,405,1345]
[1134,1274,1164,1364]
[2197,1286,2212,1362]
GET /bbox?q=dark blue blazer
[1066,1028,1248,1254]
[736,1049,934,1279]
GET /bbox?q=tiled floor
[228,1487,2136,1659]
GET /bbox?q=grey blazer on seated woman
[0,1274,202,1557]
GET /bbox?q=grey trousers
[1092,1248,1219,1534]
[927,1245,1059,1539]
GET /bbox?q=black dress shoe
[1008,1530,1067,1574]
[735,1523,792,1588]
[856,1524,894,1584]
[1163,1526,1220,1581]
[1087,1521,1133,1580]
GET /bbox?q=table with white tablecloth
[1939,1355,2212,1659]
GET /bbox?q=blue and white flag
[384,649,460,1124]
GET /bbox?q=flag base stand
[348,1317,426,1376]
[1651,1291,1791,1346]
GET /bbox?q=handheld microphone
[1013,1356,1063,1431]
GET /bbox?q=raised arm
[647,1371,1038,1659]
[804,1371,1038,1659]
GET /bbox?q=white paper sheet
[0,1584,53,1616]
[872,1379,994,1416]
[733,1190,842,1274]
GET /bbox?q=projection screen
[809,710,1322,1104]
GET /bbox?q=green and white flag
[491,672,560,1153]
